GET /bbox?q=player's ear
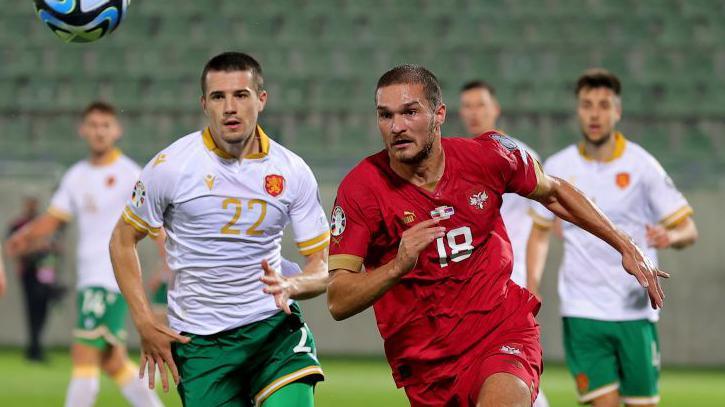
[200,95,208,116]
[257,89,268,112]
[435,102,447,127]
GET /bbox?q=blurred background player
[526,69,698,406]
[328,64,667,407]
[0,251,6,297]
[6,195,65,362]
[110,52,330,406]
[459,80,549,407]
[6,102,163,407]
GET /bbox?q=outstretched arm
[529,175,669,309]
[526,224,552,299]
[109,218,188,392]
[6,214,64,257]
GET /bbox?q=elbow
[328,301,350,321]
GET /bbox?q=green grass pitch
[0,350,723,406]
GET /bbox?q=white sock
[114,362,164,407]
[534,389,549,407]
[64,366,100,407]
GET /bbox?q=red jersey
[329,132,543,386]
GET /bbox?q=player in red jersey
[326,65,668,407]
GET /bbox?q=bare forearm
[109,225,155,329]
[526,226,551,294]
[327,261,401,321]
[539,178,627,254]
[668,218,698,249]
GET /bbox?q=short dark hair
[201,51,264,95]
[376,64,442,110]
[82,101,117,118]
[460,80,496,97]
[575,68,621,96]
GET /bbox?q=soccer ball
[34,0,130,43]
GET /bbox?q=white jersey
[48,150,141,292]
[500,137,539,287]
[532,133,692,322]
[123,127,330,335]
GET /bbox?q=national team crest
[330,206,346,238]
[469,191,488,210]
[131,180,146,207]
[615,172,630,189]
[265,174,285,197]
[106,175,116,188]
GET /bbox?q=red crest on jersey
[106,175,116,187]
[615,172,630,189]
[265,174,285,197]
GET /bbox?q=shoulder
[625,140,664,172]
[118,154,142,173]
[61,160,89,182]
[336,150,389,198]
[267,139,312,173]
[543,145,578,169]
[143,131,202,178]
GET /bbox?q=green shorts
[74,287,128,349]
[563,317,660,404]
[172,302,323,407]
[151,282,168,306]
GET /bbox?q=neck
[583,132,617,162]
[213,128,260,159]
[390,141,445,192]
[89,148,118,166]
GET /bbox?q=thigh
[251,304,324,406]
[478,372,531,407]
[563,318,620,403]
[172,336,250,407]
[616,320,660,405]
[261,382,314,407]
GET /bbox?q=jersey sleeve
[121,154,174,238]
[643,156,693,228]
[328,175,374,273]
[478,132,545,197]
[47,169,76,222]
[288,162,330,256]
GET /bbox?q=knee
[478,373,532,407]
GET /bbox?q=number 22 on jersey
[436,226,474,267]
[220,197,267,235]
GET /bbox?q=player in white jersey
[110,52,329,407]
[6,102,163,407]
[459,79,549,407]
[527,69,698,407]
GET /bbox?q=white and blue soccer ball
[34,0,130,43]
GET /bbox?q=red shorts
[402,306,542,406]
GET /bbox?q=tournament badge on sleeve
[264,174,285,197]
[330,206,346,244]
[130,180,146,207]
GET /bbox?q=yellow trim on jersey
[202,125,270,160]
[94,148,122,166]
[245,125,270,159]
[659,205,693,229]
[253,366,324,407]
[528,208,554,229]
[528,159,546,197]
[578,132,627,162]
[71,365,101,378]
[121,206,160,237]
[297,232,330,249]
[329,254,364,273]
[300,241,329,256]
[47,206,72,222]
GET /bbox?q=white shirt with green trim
[48,151,141,292]
[531,134,692,322]
[123,127,330,335]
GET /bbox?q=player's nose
[390,114,406,134]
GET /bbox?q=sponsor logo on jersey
[615,172,630,189]
[430,205,455,220]
[469,191,488,210]
[330,206,346,237]
[153,153,167,167]
[500,345,522,355]
[265,174,285,197]
[105,175,116,187]
[402,211,416,224]
[131,180,146,207]
[204,174,216,191]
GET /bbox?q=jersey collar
[202,125,270,160]
[91,148,122,166]
[578,131,627,162]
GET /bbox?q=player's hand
[620,236,670,309]
[261,259,294,315]
[5,233,29,257]
[138,321,190,392]
[645,224,671,249]
[394,218,446,277]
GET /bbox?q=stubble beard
[398,119,437,165]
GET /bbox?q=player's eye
[404,109,417,116]
[378,111,392,119]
